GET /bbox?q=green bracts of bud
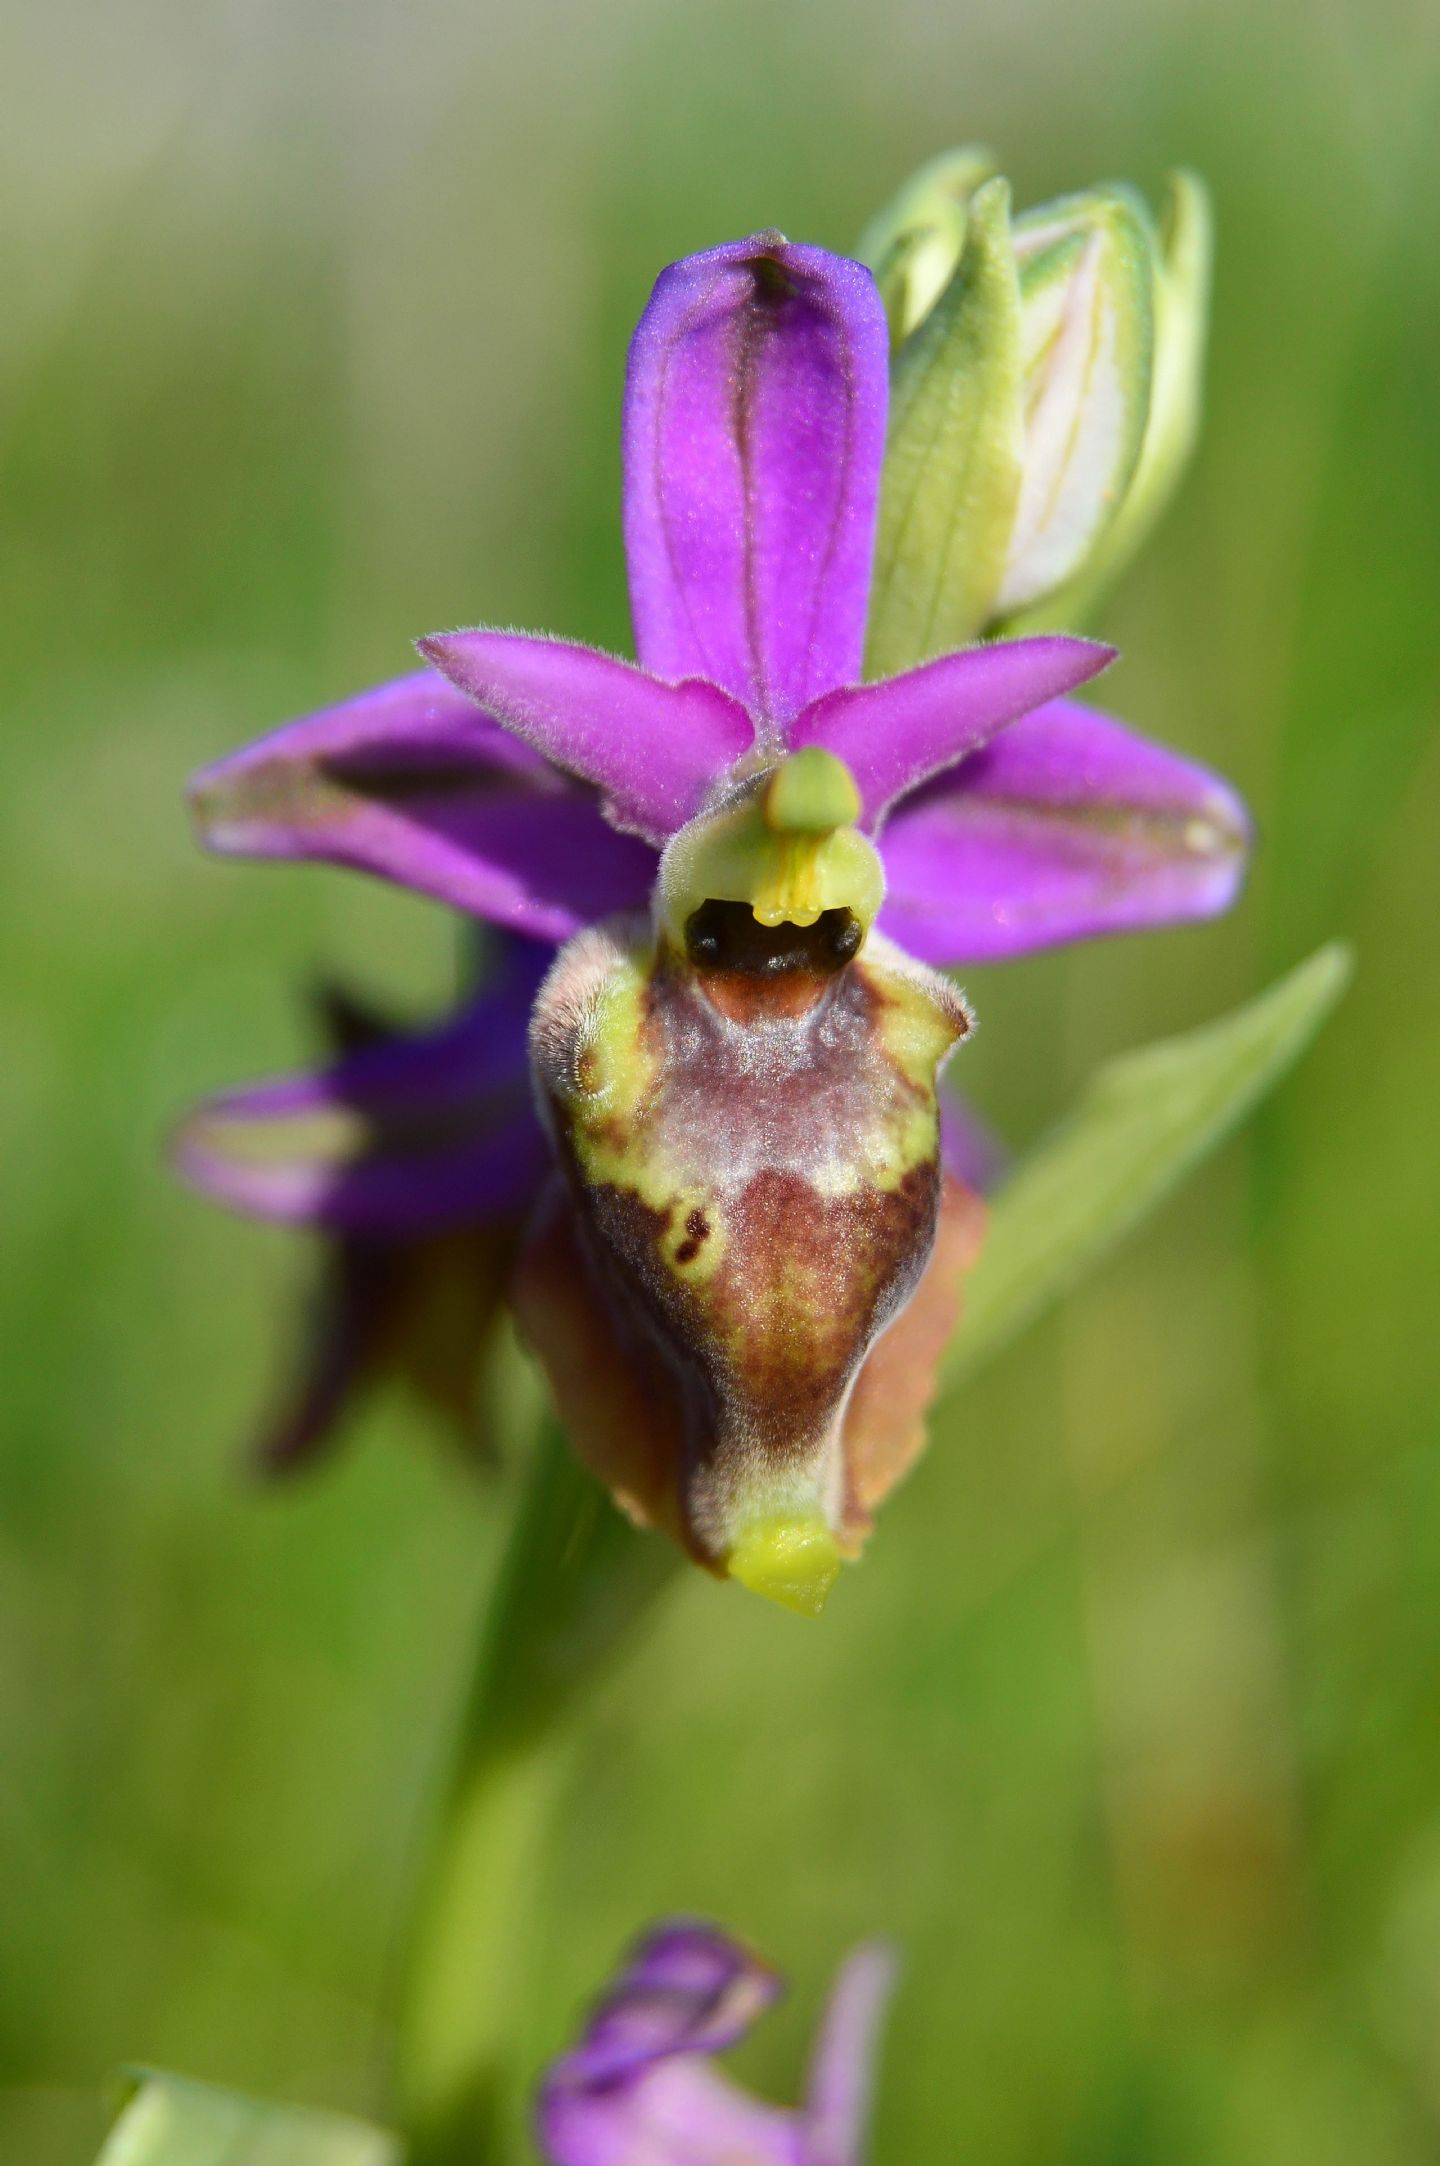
[862,157,1212,672]
[857,144,1000,344]
[865,176,1025,680]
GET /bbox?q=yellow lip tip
[727,1517,842,1618]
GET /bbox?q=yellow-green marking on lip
[727,1513,842,1618]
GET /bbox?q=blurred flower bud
[863,158,1212,672]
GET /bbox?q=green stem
[394,1413,682,2165]
[397,1734,569,2166]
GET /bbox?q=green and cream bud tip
[863,152,1212,674]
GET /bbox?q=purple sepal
[252,1236,402,1475]
[536,1922,895,2166]
[623,235,890,731]
[188,669,657,941]
[183,972,541,1478]
[250,1208,512,1477]
[877,698,1252,963]
[417,632,754,842]
[794,636,1115,827]
[173,958,550,1236]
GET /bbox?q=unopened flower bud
[519,750,972,1615]
[1073,169,1211,607]
[864,157,1212,673]
[994,181,1157,619]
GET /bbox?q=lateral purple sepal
[173,979,549,1235]
[877,698,1252,963]
[794,636,1115,826]
[417,631,754,842]
[623,235,890,730]
[188,669,657,941]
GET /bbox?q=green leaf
[941,943,1352,1392]
[865,175,1024,676]
[97,2071,402,2166]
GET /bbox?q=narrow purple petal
[189,670,657,940]
[175,1101,547,1234]
[877,699,1252,964]
[802,1943,898,2166]
[623,235,890,730]
[418,632,754,842]
[793,636,1115,827]
[173,989,549,1235]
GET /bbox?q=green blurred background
[3,0,1439,2157]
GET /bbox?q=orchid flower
[537,1921,895,2166]
[180,230,1248,1611]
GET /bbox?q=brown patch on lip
[512,1169,987,1571]
[572,1153,939,1562]
[693,967,833,1024]
[699,1162,937,1461]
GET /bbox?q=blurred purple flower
[538,1921,895,2166]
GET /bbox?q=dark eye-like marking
[684,900,862,977]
